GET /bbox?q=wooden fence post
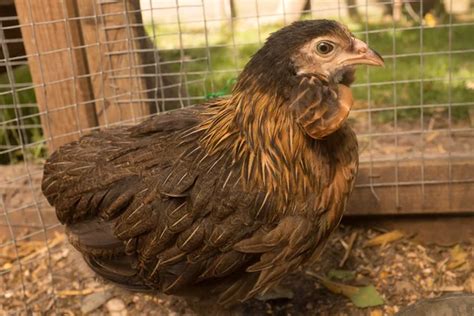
[15,0,158,151]
[14,0,98,151]
[77,0,154,127]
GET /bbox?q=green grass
[354,23,473,111]
[1,16,473,164]
[0,66,43,164]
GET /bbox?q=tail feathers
[217,273,259,305]
[66,219,123,257]
[83,255,153,292]
[66,219,152,291]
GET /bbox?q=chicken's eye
[316,41,335,55]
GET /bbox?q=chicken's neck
[198,83,328,202]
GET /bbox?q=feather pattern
[42,19,361,306]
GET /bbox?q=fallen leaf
[351,285,385,308]
[311,274,384,308]
[328,269,356,282]
[447,245,469,270]
[306,271,359,297]
[317,277,359,297]
[365,230,404,247]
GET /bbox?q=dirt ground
[0,161,473,315]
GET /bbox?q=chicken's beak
[341,38,385,67]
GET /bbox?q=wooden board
[344,215,474,246]
[14,0,98,151]
[347,158,474,216]
[77,0,153,127]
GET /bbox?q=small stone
[81,291,113,314]
[106,298,127,316]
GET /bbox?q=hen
[42,20,383,305]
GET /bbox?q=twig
[19,233,64,263]
[339,231,358,268]
[305,270,324,280]
[56,287,105,297]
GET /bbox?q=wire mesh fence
[0,0,473,313]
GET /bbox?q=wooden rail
[347,158,474,215]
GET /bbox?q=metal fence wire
[0,0,473,313]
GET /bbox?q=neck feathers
[198,82,323,202]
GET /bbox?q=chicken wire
[0,0,473,313]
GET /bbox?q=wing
[41,104,269,303]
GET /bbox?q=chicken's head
[289,21,384,86]
[234,19,384,139]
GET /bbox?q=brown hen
[42,20,383,306]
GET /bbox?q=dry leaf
[317,277,359,297]
[351,285,385,308]
[308,272,384,308]
[447,245,469,270]
[365,230,404,247]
